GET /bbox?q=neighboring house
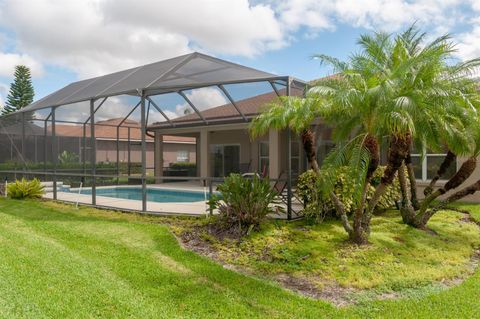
[51,118,196,169]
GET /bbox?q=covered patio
[0,52,306,218]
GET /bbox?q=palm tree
[309,26,479,237]
[250,26,480,243]
[250,96,322,171]
[250,96,354,239]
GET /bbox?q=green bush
[7,178,45,199]
[0,161,142,175]
[208,174,280,235]
[58,151,79,165]
[165,162,197,177]
[297,166,401,222]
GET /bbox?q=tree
[313,27,480,233]
[2,65,35,115]
[250,25,480,244]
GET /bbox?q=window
[259,142,269,174]
[411,149,457,181]
[176,150,189,162]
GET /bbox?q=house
[148,87,325,180]
[148,79,480,203]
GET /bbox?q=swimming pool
[79,187,209,203]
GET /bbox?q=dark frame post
[82,123,87,176]
[286,77,292,220]
[127,127,131,176]
[90,99,96,205]
[21,111,25,171]
[51,107,57,200]
[140,91,147,212]
[116,126,120,178]
[43,112,51,179]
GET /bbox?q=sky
[0,0,479,115]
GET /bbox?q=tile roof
[50,118,195,143]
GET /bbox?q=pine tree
[2,65,35,115]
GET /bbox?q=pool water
[80,187,209,203]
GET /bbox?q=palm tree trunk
[301,128,319,172]
[330,192,353,236]
[301,131,351,241]
[423,150,456,196]
[416,156,477,226]
[367,133,412,215]
[352,179,372,244]
[300,127,353,235]
[354,134,379,241]
[397,162,417,225]
[439,179,480,207]
[404,153,419,210]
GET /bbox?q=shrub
[58,151,79,165]
[208,174,280,236]
[297,166,401,222]
[7,178,45,199]
[165,162,197,177]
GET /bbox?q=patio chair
[272,171,304,208]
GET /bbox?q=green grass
[200,210,480,292]
[0,199,479,318]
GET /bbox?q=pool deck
[43,181,302,219]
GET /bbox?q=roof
[149,85,305,129]
[50,118,195,143]
[173,90,280,123]
[22,52,283,112]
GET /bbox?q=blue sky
[0,0,479,108]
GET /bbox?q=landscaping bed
[174,209,480,306]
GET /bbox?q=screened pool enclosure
[0,52,305,218]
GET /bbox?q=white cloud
[455,18,480,62]
[0,82,7,110]
[274,0,467,34]
[174,87,228,117]
[0,0,478,85]
[0,0,284,78]
[42,88,229,123]
[0,51,44,77]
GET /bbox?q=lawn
[0,198,480,318]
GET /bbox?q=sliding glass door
[211,144,240,177]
